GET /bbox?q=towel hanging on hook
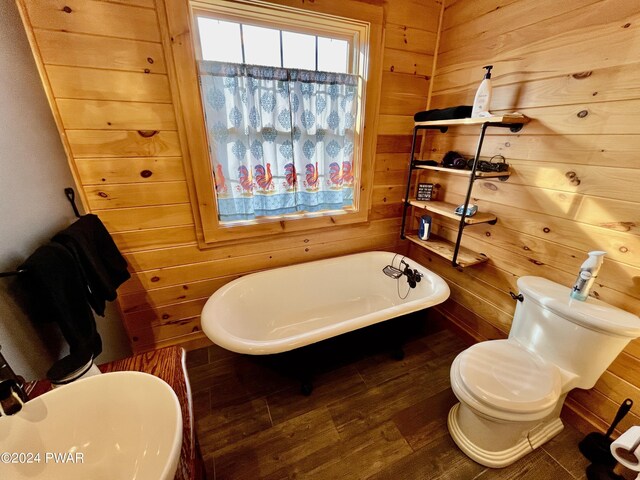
[0,187,83,278]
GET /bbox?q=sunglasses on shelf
[441,151,509,172]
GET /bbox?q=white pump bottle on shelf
[471,65,493,118]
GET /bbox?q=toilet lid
[457,341,562,414]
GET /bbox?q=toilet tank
[509,276,640,389]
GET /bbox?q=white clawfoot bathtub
[201,251,450,355]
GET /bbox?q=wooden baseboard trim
[432,305,483,345]
[562,395,608,436]
[135,331,213,353]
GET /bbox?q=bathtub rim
[200,251,450,355]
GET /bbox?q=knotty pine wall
[409,0,640,434]
[17,0,442,352]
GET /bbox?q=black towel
[52,214,130,316]
[18,243,101,374]
[414,105,473,122]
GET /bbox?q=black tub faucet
[382,257,424,289]
[401,260,423,288]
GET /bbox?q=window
[165,0,380,244]
[193,8,364,226]
[196,18,350,74]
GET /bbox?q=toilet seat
[451,340,562,422]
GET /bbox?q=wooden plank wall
[17,0,442,352]
[411,0,640,434]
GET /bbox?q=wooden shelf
[407,199,497,225]
[414,113,529,128]
[401,112,528,266]
[413,164,511,178]
[406,234,489,268]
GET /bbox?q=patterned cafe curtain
[198,61,358,223]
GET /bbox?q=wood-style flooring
[186,316,593,480]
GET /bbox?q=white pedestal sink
[0,371,182,480]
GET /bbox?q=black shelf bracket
[450,123,489,266]
[400,124,449,241]
[489,122,524,133]
[400,119,526,267]
[400,126,421,241]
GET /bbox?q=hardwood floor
[186,316,592,479]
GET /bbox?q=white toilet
[448,276,640,468]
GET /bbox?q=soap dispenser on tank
[570,251,606,301]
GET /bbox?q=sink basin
[0,371,182,480]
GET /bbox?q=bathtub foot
[300,381,313,396]
[391,347,405,361]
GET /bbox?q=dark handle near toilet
[579,398,634,466]
[510,291,524,302]
[606,398,633,438]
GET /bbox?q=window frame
[162,0,381,246]
[193,11,355,72]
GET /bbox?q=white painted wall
[0,1,131,380]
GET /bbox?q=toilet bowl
[448,276,640,468]
[448,340,565,467]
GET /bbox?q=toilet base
[447,402,564,468]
